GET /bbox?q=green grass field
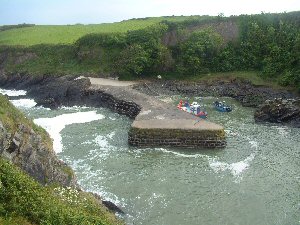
[0,15,208,46]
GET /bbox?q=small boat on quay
[177,100,207,118]
[213,101,232,112]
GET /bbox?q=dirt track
[89,77,138,87]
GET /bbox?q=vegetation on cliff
[0,158,120,225]
[0,94,49,141]
[0,12,299,91]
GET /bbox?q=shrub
[76,33,126,48]
[179,28,223,75]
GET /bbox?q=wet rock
[254,98,300,127]
[91,193,124,214]
[35,97,58,109]
[102,201,124,214]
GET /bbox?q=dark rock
[254,98,300,127]
[0,73,91,109]
[26,75,91,108]
[91,193,124,214]
[102,201,124,214]
[35,97,58,109]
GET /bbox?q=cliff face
[0,87,124,215]
[0,95,77,187]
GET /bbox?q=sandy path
[88,77,138,87]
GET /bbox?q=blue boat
[213,101,232,112]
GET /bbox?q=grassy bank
[0,157,120,225]
[0,16,209,46]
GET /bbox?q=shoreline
[0,73,228,148]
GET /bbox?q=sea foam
[209,153,255,178]
[10,99,37,108]
[208,139,258,182]
[34,111,105,153]
[0,88,27,96]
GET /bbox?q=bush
[76,33,126,48]
[179,28,223,75]
[116,44,150,77]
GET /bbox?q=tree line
[74,12,300,90]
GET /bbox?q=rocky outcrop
[254,98,300,127]
[0,121,77,187]
[133,79,296,107]
[0,73,91,109]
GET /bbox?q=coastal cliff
[0,94,121,224]
[0,94,77,187]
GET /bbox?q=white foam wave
[154,148,208,159]
[94,135,109,148]
[0,88,27,96]
[92,134,117,159]
[209,153,255,182]
[35,105,51,110]
[60,105,89,110]
[208,139,258,182]
[34,111,105,153]
[10,99,37,108]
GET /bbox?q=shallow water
[4,89,300,225]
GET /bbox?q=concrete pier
[88,78,226,148]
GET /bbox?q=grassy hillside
[0,12,299,91]
[0,157,120,225]
[0,16,210,46]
